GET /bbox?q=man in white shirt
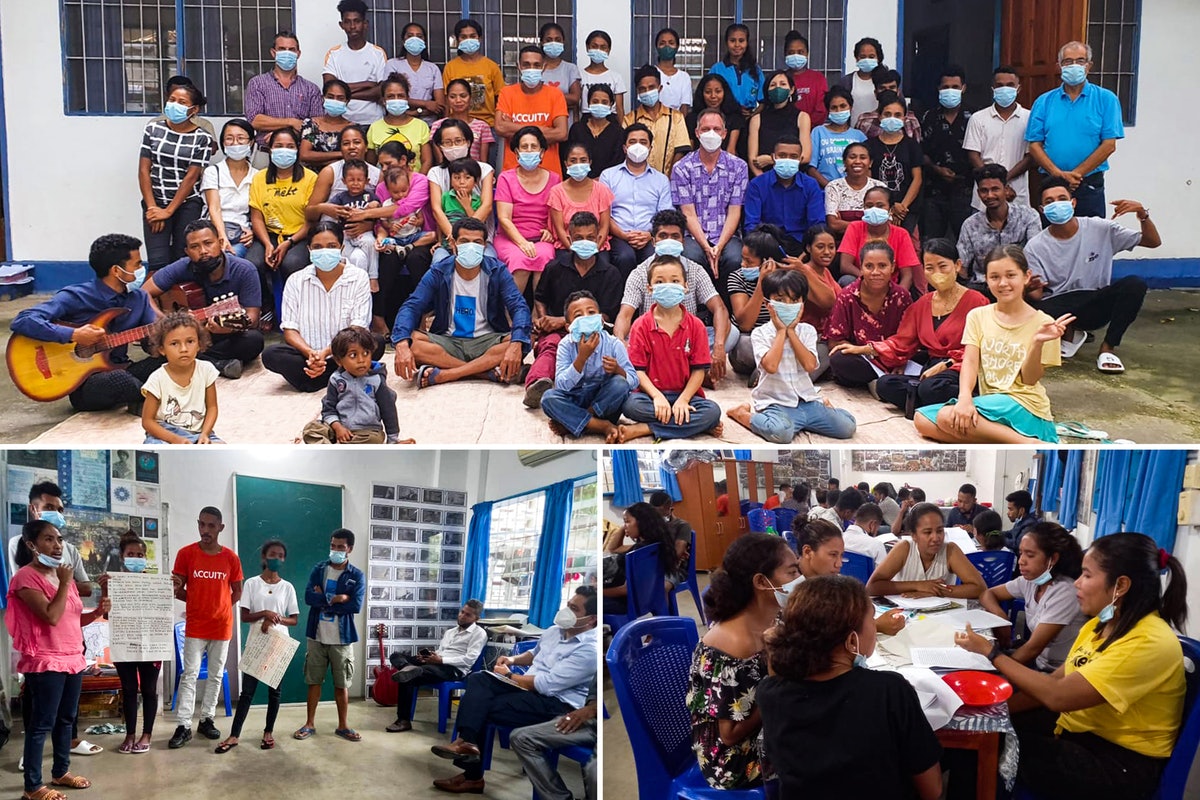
[386,600,487,733]
[322,0,388,125]
[842,502,888,567]
[963,65,1033,211]
[808,488,842,528]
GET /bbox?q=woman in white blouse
[202,119,260,258]
[866,502,986,599]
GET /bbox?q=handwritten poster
[108,572,174,662]
[240,626,300,689]
[65,450,110,510]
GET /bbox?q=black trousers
[67,357,161,412]
[229,673,281,738]
[608,239,656,280]
[828,351,879,388]
[114,661,160,736]
[262,336,386,393]
[922,184,974,242]
[206,330,265,364]
[1037,276,1147,348]
[377,246,433,331]
[143,198,204,271]
[391,661,464,722]
[453,671,572,780]
[875,369,962,411]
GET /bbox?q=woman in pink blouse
[8,520,110,800]
[495,126,562,293]
[826,240,913,388]
[547,141,614,249]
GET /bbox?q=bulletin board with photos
[365,483,468,694]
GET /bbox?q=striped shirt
[280,265,372,349]
[140,120,216,207]
[621,254,718,315]
[243,71,325,147]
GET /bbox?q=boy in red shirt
[618,256,723,442]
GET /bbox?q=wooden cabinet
[673,458,769,571]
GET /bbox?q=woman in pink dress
[547,141,614,249]
[8,520,110,800]
[494,126,562,293]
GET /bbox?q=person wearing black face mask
[144,219,264,378]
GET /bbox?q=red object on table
[942,671,1014,706]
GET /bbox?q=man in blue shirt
[429,586,598,794]
[600,124,674,278]
[1004,490,1040,551]
[742,136,825,252]
[10,233,159,411]
[1026,41,1124,218]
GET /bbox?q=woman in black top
[864,92,924,234]
[601,501,677,615]
[759,575,943,800]
[747,70,812,177]
[686,74,747,160]
[568,83,625,178]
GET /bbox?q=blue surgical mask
[311,248,343,272]
[938,88,963,109]
[265,557,285,573]
[879,117,905,134]
[274,50,299,71]
[569,239,599,260]
[827,109,851,126]
[328,550,348,565]
[856,58,879,73]
[120,265,148,292]
[455,241,486,268]
[323,98,348,117]
[1031,562,1055,586]
[993,86,1018,107]
[587,103,612,119]
[1098,589,1120,623]
[124,557,148,573]
[520,69,543,88]
[38,510,66,529]
[404,37,426,55]
[517,151,544,170]
[651,283,686,308]
[785,54,809,71]
[566,163,591,181]
[771,300,802,325]
[740,267,760,282]
[1061,64,1087,86]
[653,239,684,258]
[542,42,564,59]
[773,158,800,179]
[1043,200,1075,225]
[386,99,410,116]
[862,207,891,226]
[164,101,191,124]
[637,90,660,107]
[568,312,604,341]
[458,38,481,55]
[270,148,298,168]
[37,553,63,569]
[587,49,609,64]
[224,144,252,162]
[849,631,868,668]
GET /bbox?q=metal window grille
[561,479,598,607]
[741,0,846,80]
[485,492,546,612]
[472,0,574,84]
[1086,0,1140,124]
[369,0,465,68]
[632,0,736,95]
[181,0,293,117]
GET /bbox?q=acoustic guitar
[6,294,243,402]
[371,622,399,706]
[160,280,252,330]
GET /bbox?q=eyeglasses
[1060,58,1089,66]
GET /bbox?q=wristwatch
[1137,208,1150,221]
[986,643,1005,664]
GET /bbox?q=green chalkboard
[234,475,344,705]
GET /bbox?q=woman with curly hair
[601,502,679,616]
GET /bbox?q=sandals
[1060,329,1087,358]
[69,741,102,756]
[22,789,67,800]
[215,740,238,754]
[415,365,440,390]
[117,739,134,754]
[261,735,276,750]
[334,728,362,742]
[1096,351,1125,373]
[50,773,91,789]
[131,741,151,754]
[293,726,315,740]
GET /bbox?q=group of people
[9,4,1163,445]
[6,483,597,800]
[678,476,1191,800]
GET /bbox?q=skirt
[916,393,1059,443]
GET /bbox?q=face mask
[926,270,958,291]
[1031,562,1055,586]
[879,117,905,134]
[119,265,148,292]
[328,550,348,565]
[697,130,724,152]
[568,312,604,341]
[849,631,868,668]
[626,143,650,164]
[38,510,66,529]
[224,143,252,162]
[740,267,760,282]
[1061,64,1087,86]
[938,88,963,109]
[566,163,592,181]
[637,90,660,107]
[458,38,481,55]
[323,98,348,117]
[164,101,191,124]
[542,42,564,59]
[265,557,285,573]
[455,241,486,268]
[124,557,148,573]
[386,99,410,116]
[651,283,686,309]
[553,606,588,629]
[192,254,223,277]
[773,158,800,179]
[274,50,299,71]
[520,69,544,88]
[993,86,1018,107]
[1098,589,1119,623]
[771,300,802,325]
[441,144,470,161]
[657,46,678,61]
[857,58,879,73]
[862,207,890,226]
[587,49,609,64]
[517,151,544,170]
[653,239,684,258]
[37,552,63,568]
[271,148,298,168]
[767,86,792,105]
[310,248,343,272]
[827,109,851,126]
[587,103,612,119]
[404,36,426,55]
[768,575,805,609]
[1043,200,1075,225]
[569,239,600,259]
[785,54,809,71]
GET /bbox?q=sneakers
[168,725,193,749]
[215,359,243,379]
[198,718,221,740]
[523,378,553,409]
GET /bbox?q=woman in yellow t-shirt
[248,127,318,303]
[915,243,1072,444]
[367,74,432,174]
[955,532,1189,800]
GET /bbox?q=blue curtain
[734,450,752,461]
[1093,451,1133,538]
[1058,450,1085,529]
[462,501,493,604]
[527,480,576,628]
[612,451,643,507]
[659,466,683,501]
[1125,451,1188,551]
[1040,449,1064,512]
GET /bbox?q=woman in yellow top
[915,244,1073,443]
[248,127,318,297]
[956,532,1188,800]
[367,73,432,173]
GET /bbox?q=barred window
[632,0,736,94]
[472,0,575,84]
[1086,0,1140,124]
[368,0,464,68]
[741,0,847,79]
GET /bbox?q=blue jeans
[541,375,633,438]
[750,400,857,442]
[1073,173,1106,218]
[621,391,723,439]
[144,422,224,444]
[24,671,83,793]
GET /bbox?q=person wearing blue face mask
[743,136,826,248]
[443,17,506,143]
[623,65,692,175]
[864,92,925,234]
[548,143,614,250]
[244,31,325,154]
[837,37,886,127]
[784,30,828,126]
[320,0,387,125]
[1026,41,1125,219]
[299,79,358,171]
[963,65,1034,212]
[538,21,582,119]
[920,65,973,241]
[567,83,625,178]
[580,30,627,120]
[496,46,569,179]
[11,234,162,412]
[248,127,318,297]
[725,227,788,378]
[382,21,446,123]
[807,87,867,187]
[366,73,433,173]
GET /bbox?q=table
[938,702,1019,798]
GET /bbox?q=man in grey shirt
[957,164,1042,295]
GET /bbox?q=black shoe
[168,725,192,749]
[523,378,552,408]
[215,359,243,379]
[198,718,221,740]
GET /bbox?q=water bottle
[381,237,397,247]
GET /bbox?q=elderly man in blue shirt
[429,586,598,794]
[1025,40,1124,218]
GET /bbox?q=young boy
[329,159,381,280]
[376,167,424,257]
[301,326,409,444]
[540,290,637,441]
[728,269,857,442]
[618,256,723,442]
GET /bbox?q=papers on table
[875,532,900,545]
[937,609,1013,631]
[896,666,964,729]
[885,595,962,611]
[945,527,978,553]
[911,647,997,672]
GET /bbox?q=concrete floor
[0,696,583,799]
[2,290,1199,445]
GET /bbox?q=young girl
[539,22,582,116]
[654,27,692,115]
[366,73,432,173]
[430,79,494,165]
[141,312,221,444]
[916,245,1073,444]
[602,502,680,615]
[972,510,1007,551]
[708,24,764,113]
[864,92,924,233]
[216,539,299,754]
[548,142,613,249]
[567,84,624,177]
[686,74,746,157]
[747,70,810,176]
[579,30,627,119]
[808,87,867,188]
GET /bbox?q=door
[1001,0,1087,107]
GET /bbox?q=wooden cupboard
[672,458,777,571]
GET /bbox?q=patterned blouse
[300,117,344,156]
[140,120,215,207]
[824,279,913,344]
[686,641,766,789]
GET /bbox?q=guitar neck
[100,305,225,350]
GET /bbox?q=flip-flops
[131,741,151,754]
[215,741,238,754]
[1097,351,1125,373]
[292,726,315,740]
[334,728,362,742]
[1060,329,1088,358]
[415,365,440,390]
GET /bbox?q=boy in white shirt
[842,502,889,567]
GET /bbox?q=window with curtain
[368,0,464,69]
[603,451,664,492]
[63,0,293,115]
[632,0,735,90]
[1086,0,1141,124]
[740,0,846,78]
[561,478,598,606]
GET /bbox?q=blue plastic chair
[668,532,706,625]
[410,647,488,733]
[966,549,1017,588]
[532,744,595,800]
[739,500,752,517]
[747,508,776,533]
[783,530,799,554]
[170,621,232,717]
[773,508,798,534]
[607,616,764,800]
[841,551,875,584]
[606,544,668,633]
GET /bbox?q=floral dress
[300,117,343,157]
[686,641,766,789]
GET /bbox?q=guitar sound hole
[75,344,96,359]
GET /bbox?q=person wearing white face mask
[245,31,325,154]
[600,124,675,277]
[919,65,973,241]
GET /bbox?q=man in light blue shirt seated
[601,124,674,278]
[428,587,598,794]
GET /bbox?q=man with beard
[956,164,1042,296]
